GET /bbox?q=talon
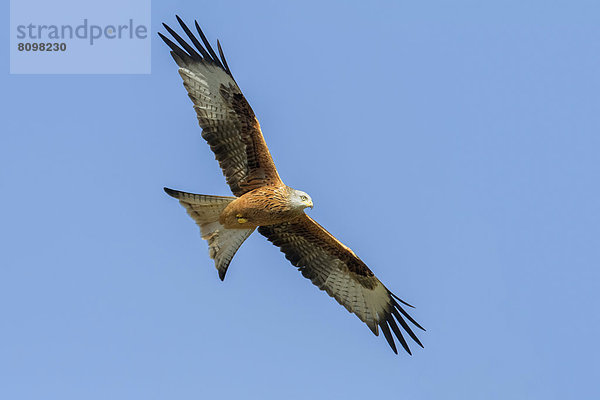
[235,214,248,224]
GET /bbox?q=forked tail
[164,187,255,280]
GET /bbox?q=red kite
[160,17,424,354]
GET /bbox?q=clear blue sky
[2,1,599,399]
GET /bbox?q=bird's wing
[259,214,425,354]
[159,17,282,196]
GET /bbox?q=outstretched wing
[259,214,425,354]
[159,17,282,196]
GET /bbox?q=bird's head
[291,189,313,210]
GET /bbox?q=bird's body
[219,185,311,229]
[160,17,425,355]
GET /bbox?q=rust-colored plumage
[160,17,424,355]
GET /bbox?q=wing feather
[160,18,282,196]
[259,214,424,354]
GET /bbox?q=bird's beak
[308,201,314,209]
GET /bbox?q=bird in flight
[159,17,424,355]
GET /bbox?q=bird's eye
[300,195,307,201]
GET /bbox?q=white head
[290,189,313,210]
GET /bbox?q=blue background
[2,1,599,399]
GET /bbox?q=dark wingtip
[388,316,413,354]
[368,323,379,336]
[379,321,398,354]
[391,292,415,308]
[164,187,180,199]
[391,298,426,331]
[161,17,234,77]
[157,31,169,43]
[218,269,227,281]
[158,31,189,62]
[217,39,231,74]
[161,22,202,60]
[390,308,423,344]
[194,20,223,68]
